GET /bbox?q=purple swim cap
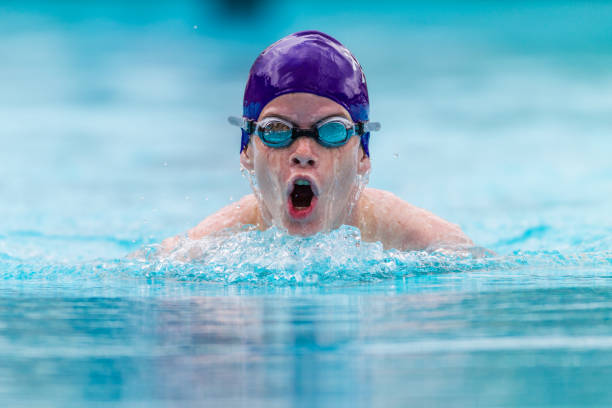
[240,30,371,156]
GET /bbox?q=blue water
[1,1,612,406]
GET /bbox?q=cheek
[253,147,285,195]
[327,145,359,186]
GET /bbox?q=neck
[346,189,369,230]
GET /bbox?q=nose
[289,137,318,168]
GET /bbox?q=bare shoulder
[160,194,260,252]
[354,188,473,251]
[188,194,261,239]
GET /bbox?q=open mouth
[287,178,318,220]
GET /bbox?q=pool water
[1,1,612,406]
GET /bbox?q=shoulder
[353,188,473,251]
[160,194,260,252]
[188,194,261,240]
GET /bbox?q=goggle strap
[355,122,364,135]
[228,115,246,129]
[353,121,381,135]
[247,120,256,135]
[363,121,381,133]
[228,116,257,134]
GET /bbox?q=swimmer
[163,30,473,252]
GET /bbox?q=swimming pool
[1,1,612,406]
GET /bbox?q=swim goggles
[228,115,381,148]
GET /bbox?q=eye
[261,120,292,144]
[263,120,291,133]
[318,121,350,144]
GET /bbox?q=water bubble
[139,225,499,286]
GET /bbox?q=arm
[354,188,473,251]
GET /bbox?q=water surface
[1,1,611,406]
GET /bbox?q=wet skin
[240,93,369,236]
[164,93,473,251]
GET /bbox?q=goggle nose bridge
[292,128,318,140]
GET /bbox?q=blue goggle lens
[317,121,352,146]
[261,121,292,146]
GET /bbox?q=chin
[282,217,326,236]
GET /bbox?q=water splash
[130,226,611,285]
[1,226,610,287]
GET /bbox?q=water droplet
[193,25,198,29]
[229,196,234,201]
[185,196,190,200]
[393,153,399,159]
[163,161,168,167]
[139,196,145,200]
[204,197,209,201]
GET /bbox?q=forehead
[258,93,351,125]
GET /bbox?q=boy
[164,31,472,251]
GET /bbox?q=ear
[240,144,254,171]
[357,146,371,175]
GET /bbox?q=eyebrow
[260,112,352,125]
